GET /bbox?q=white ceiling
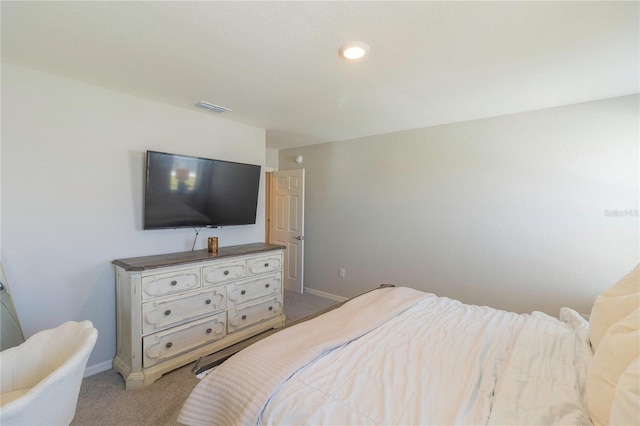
[2,1,638,150]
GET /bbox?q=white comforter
[179,287,593,425]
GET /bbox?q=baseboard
[304,287,349,302]
[84,359,112,377]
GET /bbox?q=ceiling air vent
[195,101,232,114]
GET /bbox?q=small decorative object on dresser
[207,237,218,253]
[112,243,286,389]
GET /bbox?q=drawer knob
[170,280,177,286]
[224,270,230,276]
[241,290,246,295]
[264,263,269,267]
[166,342,173,348]
[265,283,270,288]
[268,306,273,311]
[164,309,171,316]
[242,315,247,320]
[206,328,212,334]
[205,299,211,305]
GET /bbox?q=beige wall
[1,63,266,371]
[265,148,279,170]
[280,95,639,316]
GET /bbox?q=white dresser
[112,243,286,389]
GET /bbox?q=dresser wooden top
[113,243,285,271]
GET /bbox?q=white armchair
[0,320,98,425]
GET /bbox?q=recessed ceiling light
[339,42,370,60]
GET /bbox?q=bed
[178,264,639,426]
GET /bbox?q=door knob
[293,236,302,240]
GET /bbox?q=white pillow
[559,306,589,329]
[589,264,640,351]
[587,307,640,425]
[610,357,640,425]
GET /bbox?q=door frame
[267,169,305,293]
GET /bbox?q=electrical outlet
[339,267,346,278]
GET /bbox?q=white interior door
[270,169,305,293]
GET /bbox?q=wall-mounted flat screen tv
[144,150,261,229]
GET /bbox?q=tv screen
[144,150,261,229]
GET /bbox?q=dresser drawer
[141,288,226,334]
[141,268,201,300]
[202,260,246,286]
[228,295,283,333]
[226,273,282,306]
[143,313,227,367]
[247,254,282,276]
